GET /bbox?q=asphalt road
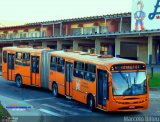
[0,77,160,122]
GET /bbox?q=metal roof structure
[0,28,160,42]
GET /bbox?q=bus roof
[50,51,145,66]
[3,46,50,53]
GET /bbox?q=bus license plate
[129,106,135,109]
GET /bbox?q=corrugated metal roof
[27,12,131,25]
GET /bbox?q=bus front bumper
[108,98,149,112]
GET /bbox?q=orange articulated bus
[2,46,149,112]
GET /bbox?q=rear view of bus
[109,63,149,111]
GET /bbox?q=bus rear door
[65,61,73,97]
[31,56,40,86]
[97,69,108,110]
[7,53,15,81]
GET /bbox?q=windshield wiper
[119,72,130,89]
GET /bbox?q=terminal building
[0,0,160,65]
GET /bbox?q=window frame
[84,63,96,82]
[56,57,65,73]
[15,52,30,66]
[73,61,85,79]
[50,56,65,73]
[50,56,57,71]
[3,51,7,63]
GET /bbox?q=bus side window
[3,51,7,63]
[84,63,96,82]
[15,52,22,65]
[50,56,57,71]
[73,61,84,79]
[57,57,65,73]
[23,53,30,61]
[22,53,30,66]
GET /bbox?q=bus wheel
[88,95,95,112]
[52,83,58,97]
[15,75,23,88]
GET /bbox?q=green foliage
[148,73,160,88]
[0,104,10,119]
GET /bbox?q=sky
[0,0,131,26]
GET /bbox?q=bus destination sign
[111,64,146,71]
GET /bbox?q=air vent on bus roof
[90,54,97,56]
[17,45,33,48]
[73,51,81,53]
[97,55,113,58]
[34,46,50,49]
[63,49,73,52]
[79,52,90,55]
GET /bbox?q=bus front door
[7,54,15,81]
[31,56,40,86]
[97,70,108,109]
[65,62,73,97]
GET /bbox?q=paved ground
[0,77,160,122]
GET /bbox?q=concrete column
[95,39,101,54]
[53,24,55,36]
[57,41,62,50]
[137,44,139,60]
[148,36,153,65]
[81,28,84,34]
[41,24,43,37]
[73,40,79,51]
[115,38,121,57]
[42,42,47,48]
[156,44,160,64]
[60,23,62,36]
[65,24,68,35]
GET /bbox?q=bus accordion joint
[97,55,113,58]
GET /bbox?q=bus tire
[15,75,23,88]
[52,83,58,97]
[87,95,96,112]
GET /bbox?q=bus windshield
[112,72,147,96]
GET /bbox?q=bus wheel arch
[87,93,96,112]
[15,74,23,88]
[52,81,58,97]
